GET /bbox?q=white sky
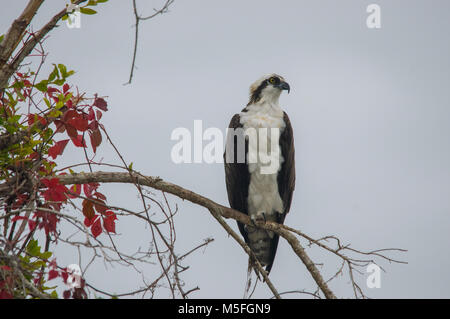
[2,0,450,298]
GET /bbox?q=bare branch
[1,170,338,298]
[125,0,175,85]
[0,0,44,67]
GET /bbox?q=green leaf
[0,34,4,43]
[48,65,59,82]
[11,81,24,90]
[31,260,46,268]
[80,7,97,15]
[35,80,48,92]
[57,64,67,78]
[53,79,65,86]
[5,91,17,107]
[27,239,40,256]
[64,92,73,102]
[49,109,63,118]
[42,285,57,291]
[43,97,52,108]
[41,251,52,260]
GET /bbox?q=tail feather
[247,227,273,266]
[244,258,260,299]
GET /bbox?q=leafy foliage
[0,57,116,298]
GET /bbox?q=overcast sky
[2,0,450,298]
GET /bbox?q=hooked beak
[278,81,290,94]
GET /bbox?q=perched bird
[224,74,295,273]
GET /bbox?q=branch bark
[0,170,336,299]
[0,0,44,67]
[0,0,88,90]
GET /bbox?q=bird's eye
[269,77,277,84]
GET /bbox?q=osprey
[224,74,295,273]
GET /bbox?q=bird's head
[248,74,290,106]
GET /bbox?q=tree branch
[0,170,336,298]
[0,0,88,90]
[0,0,44,67]
[125,0,174,85]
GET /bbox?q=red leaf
[0,289,13,299]
[93,97,108,111]
[103,217,116,233]
[67,115,89,132]
[88,107,95,121]
[94,199,107,214]
[71,134,86,148]
[0,266,11,271]
[66,124,78,139]
[28,219,36,231]
[88,120,98,131]
[11,216,28,223]
[61,269,68,283]
[103,211,117,233]
[83,183,99,198]
[82,199,95,219]
[49,259,57,269]
[28,113,47,126]
[48,139,69,159]
[89,128,102,153]
[47,87,60,97]
[41,178,68,203]
[96,110,102,120]
[48,269,59,281]
[67,184,81,199]
[54,120,66,133]
[63,83,70,93]
[27,114,34,125]
[63,290,71,299]
[94,192,106,201]
[41,178,58,188]
[91,217,102,238]
[84,215,97,227]
[63,109,78,121]
[28,152,40,160]
[34,206,60,236]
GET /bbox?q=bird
[224,74,295,273]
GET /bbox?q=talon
[250,215,259,227]
[244,224,256,234]
[262,212,267,223]
[252,211,266,227]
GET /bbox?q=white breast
[240,102,286,217]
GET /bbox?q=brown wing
[223,114,250,242]
[266,112,296,273]
[278,112,296,217]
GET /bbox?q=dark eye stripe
[247,76,281,105]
